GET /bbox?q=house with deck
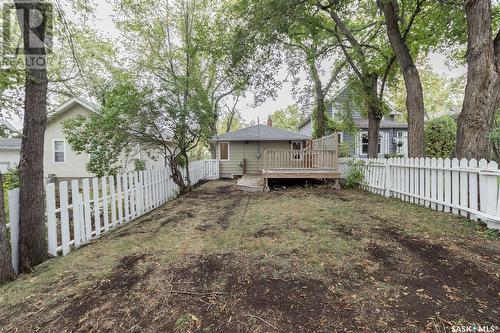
[213,118,340,190]
[298,87,409,157]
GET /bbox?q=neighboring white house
[0,138,21,173]
[0,97,165,179]
[44,97,165,179]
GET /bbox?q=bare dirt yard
[0,180,498,333]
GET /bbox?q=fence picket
[469,159,478,221]
[59,182,70,256]
[101,176,109,232]
[409,158,415,203]
[109,176,117,227]
[82,179,92,241]
[70,180,82,248]
[8,189,20,273]
[443,158,452,212]
[481,161,498,219]
[123,173,129,221]
[128,173,135,218]
[424,158,431,207]
[116,175,123,224]
[92,178,101,237]
[451,158,460,214]
[459,158,469,217]
[430,158,437,210]
[437,158,444,211]
[46,183,57,256]
[418,157,425,205]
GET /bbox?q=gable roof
[0,117,21,133]
[0,138,21,149]
[48,97,98,122]
[214,124,311,142]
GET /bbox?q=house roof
[48,97,98,122]
[0,138,21,149]
[0,117,21,133]
[214,124,311,141]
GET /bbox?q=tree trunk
[379,0,425,157]
[167,155,187,191]
[15,1,49,271]
[183,150,192,189]
[365,74,383,158]
[455,0,500,160]
[309,60,326,138]
[0,173,17,282]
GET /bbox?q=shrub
[424,116,457,158]
[344,161,365,188]
[338,142,352,157]
[134,159,146,172]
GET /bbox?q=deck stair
[236,175,265,192]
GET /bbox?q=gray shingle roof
[214,125,311,141]
[0,138,21,149]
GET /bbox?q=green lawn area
[0,180,498,332]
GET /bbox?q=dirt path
[0,180,498,332]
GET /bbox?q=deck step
[236,175,264,192]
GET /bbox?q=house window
[291,141,302,160]
[291,141,302,150]
[219,142,229,160]
[53,140,66,163]
[361,133,381,155]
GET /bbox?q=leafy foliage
[271,105,304,130]
[424,116,457,158]
[344,161,365,189]
[63,81,142,177]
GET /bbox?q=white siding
[0,148,20,173]
[298,120,312,136]
[44,105,94,178]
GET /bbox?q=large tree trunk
[309,60,326,138]
[455,0,500,159]
[0,173,17,282]
[379,0,425,158]
[365,74,383,158]
[15,1,49,271]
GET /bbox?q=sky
[2,0,467,130]
[86,1,466,124]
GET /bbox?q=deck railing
[263,149,338,171]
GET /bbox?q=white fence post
[101,176,109,232]
[8,188,20,273]
[46,183,57,256]
[92,178,101,237]
[71,180,82,248]
[384,158,391,197]
[59,182,70,256]
[82,179,92,241]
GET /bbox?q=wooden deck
[263,147,340,182]
[262,168,341,179]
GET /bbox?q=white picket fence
[6,159,219,273]
[339,157,500,230]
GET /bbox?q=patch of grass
[0,180,498,333]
